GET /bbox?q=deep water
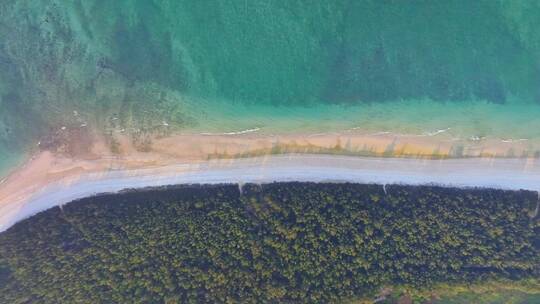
[2,1,540,175]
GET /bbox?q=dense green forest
[0,183,538,303]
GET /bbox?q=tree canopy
[0,182,538,303]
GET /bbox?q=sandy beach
[0,131,539,232]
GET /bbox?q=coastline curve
[1,154,540,232]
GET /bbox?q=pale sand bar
[1,153,539,232]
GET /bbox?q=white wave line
[368,131,391,136]
[200,127,261,136]
[501,138,529,143]
[423,127,451,137]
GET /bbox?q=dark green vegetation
[0,183,538,303]
[437,289,540,304]
[2,1,540,155]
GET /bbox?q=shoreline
[1,151,540,232]
[1,130,539,232]
[155,131,540,159]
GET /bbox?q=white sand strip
[1,154,539,232]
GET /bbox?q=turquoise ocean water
[2,1,540,176]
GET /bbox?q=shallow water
[1,1,540,176]
[181,98,540,140]
[0,147,24,179]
